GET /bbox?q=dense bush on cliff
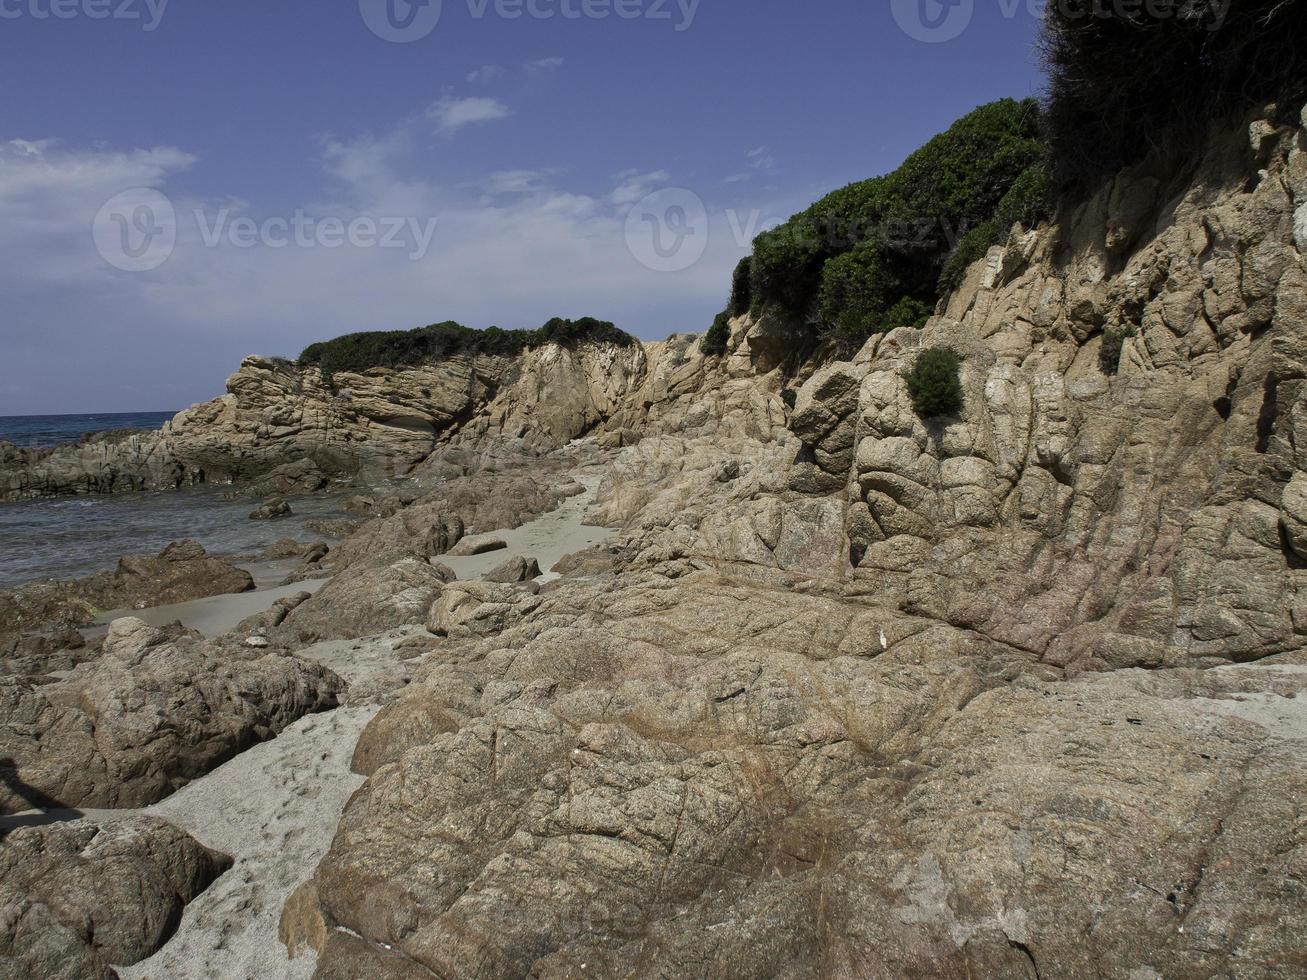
[1043,0,1307,191]
[299,316,633,379]
[729,256,752,317]
[904,346,964,418]
[699,257,755,356]
[747,98,1048,348]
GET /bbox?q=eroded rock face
[0,618,343,812]
[296,105,1307,979]
[0,340,648,500]
[306,553,1307,978]
[775,106,1307,671]
[0,817,231,979]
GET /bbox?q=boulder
[447,536,509,557]
[280,559,455,643]
[426,580,541,638]
[0,817,231,979]
[484,556,542,583]
[1281,472,1307,560]
[0,618,343,811]
[249,498,292,520]
[0,541,254,643]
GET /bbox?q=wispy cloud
[479,169,561,195]
[609,169,670,207]
[0,113,791,412]
[466,64,505,85]
[427,95,512,135]
[525,56,565,73]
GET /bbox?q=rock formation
[286,104,1307,977]
[0,618,343,812]
[3,103,1307,979]
[0,817,231,979]
[0,539,254,643]
[0,339,649,500]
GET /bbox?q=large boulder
[426,580,541,638]
[484,556,542,584]
[0,618,343,812]
[279,558,455,643]
[304,569,1307,979]
[0,540,254,643]
[0,817,231,979]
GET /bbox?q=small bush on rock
[905,347,965,418]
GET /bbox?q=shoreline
[3,473,620,977]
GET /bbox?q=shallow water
[0,486,351,588]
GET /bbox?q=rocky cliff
[0,338,649,499]
[286,103,1307,978]
[4,101,1307,979]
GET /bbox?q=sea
[0,413,352,589]
[0,412,177,450]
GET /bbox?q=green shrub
[700,310,731,356]
[749,99,1048,338]
[299,317,633,380]
[1099,325,1137,375]
[729,257,752,317]
[904,347,965,418]
[1042,0,1307,193]
[883,296,933,331]
[938,219,999,294]
[937,162,1051,294]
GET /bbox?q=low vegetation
[699,257,755,356]
[299,317,633,379]
[746,98,1050,351]
[1042,0,1307,193]
[905,347,965,418]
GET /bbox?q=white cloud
[746,146,777,171]
[609,169,671,207]
[525,57,564,73]
[466,64,505,84]
[479,169,560,195]
[0,118,803,413]
[0,139,195,284]
[427,95,511,135]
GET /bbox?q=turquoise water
[0,412,176,450]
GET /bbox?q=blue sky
[0,0,1044,413]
